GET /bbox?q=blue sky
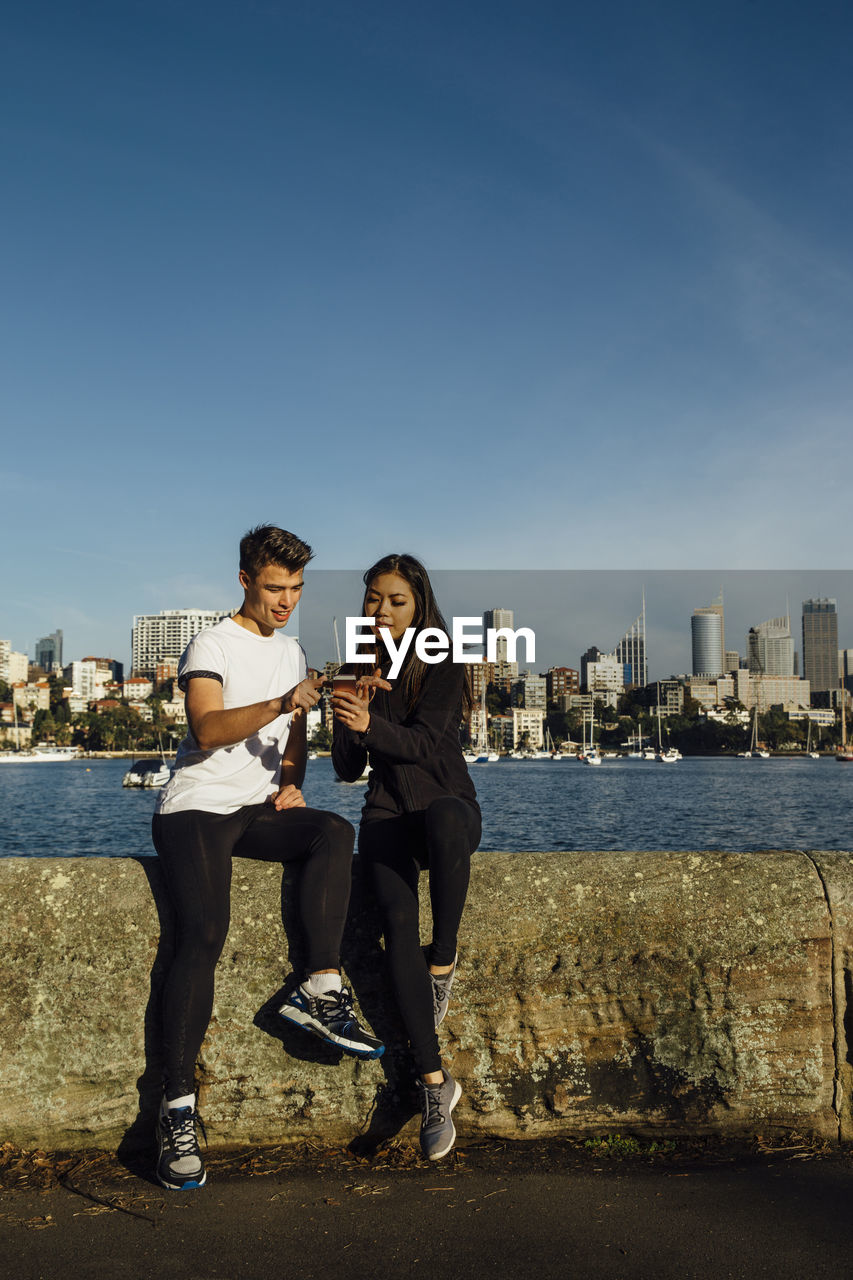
[2,0,851,669]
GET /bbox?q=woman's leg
[423,797,481,969]
[359,815,440,1077]
[153,810,243,1098]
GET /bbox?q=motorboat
[122,758,172,788]
[0,745,83,762]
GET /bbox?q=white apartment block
[71,659,114,702]
[123,677,154,701]
[0,640,29,685]
[511,707,545,748]
[132,609,231,677]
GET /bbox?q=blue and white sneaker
[418,1070,462,1161]
[156,1097,206,1190]
[279,986,384,1059]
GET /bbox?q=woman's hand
[332,686,371,734]
[331,670,382,735]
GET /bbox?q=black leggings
[358,796,480,1076]
[152,804,355,1098]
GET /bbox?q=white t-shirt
[156,617,307,816]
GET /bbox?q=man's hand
[268,784,307,810]
[280,677,325,718]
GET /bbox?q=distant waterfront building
[580,646,603,692]
[724,650,740,675]
[748,674,811,714]
[645,680,684,717]
[0,640,29,686]
[544,667,579,702]
[840,649,853,693]
[747,616,795,678]
[513,671,547,710]
[691,599,724,678]
[482,608,514,662]
[35,629,63,672]
[69,657,123,702]
[802,599,839,695]
[132,608,231,677]
[511,707,545,749]
[584,654,625,706]
[612,599,647,689]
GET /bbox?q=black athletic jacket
[331,658,479,823]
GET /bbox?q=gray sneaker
[417,1070,462,1161]
[430,953,458,1029]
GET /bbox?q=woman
[332,554,481,1161]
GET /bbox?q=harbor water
[1,755,851,858]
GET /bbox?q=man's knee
[318,810,355,855]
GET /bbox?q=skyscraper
[692,599,724,678]
[802,599,839,695]
[483,608,514,662]
[35,629,63,672]
[747,616,794,677]
[612,597,646,689]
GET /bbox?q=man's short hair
[239,526,314,578]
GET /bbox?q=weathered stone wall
[0,850,848,1151]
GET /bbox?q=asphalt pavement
[3,1139,853,1280]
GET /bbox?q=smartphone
[332,673,358,696]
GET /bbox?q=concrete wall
[1,850,851,1152]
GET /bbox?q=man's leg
[152,808,247,1190]
[235,805,383,1058]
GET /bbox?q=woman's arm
[331,715,369,782]
[356,660,465,766]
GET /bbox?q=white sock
[303,971,342,997]
[167,1093,195,1111]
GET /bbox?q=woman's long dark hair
[362,553,473,717]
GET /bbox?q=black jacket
[331,658,479,823]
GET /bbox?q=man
[152,525,382,1191]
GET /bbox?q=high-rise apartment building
[482,608,518,682]
[802,599,839,695]
[35,629,63,672]
[747,616,795,677]
[132,608,231,677]
[483,608,514,661]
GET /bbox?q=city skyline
[6,570,850,688]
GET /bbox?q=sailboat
[837,697,853,762]
[463,679,499,763]
[805,717,820,760]
[578,708,602,765]
[655,703,681,762]
[739,703,768,758]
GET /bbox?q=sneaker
[430,953,458,1029]
[279,985,385,1059]
[417,1070,462,1161]
[156,1097,206,1190]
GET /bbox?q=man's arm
[185,675,324,751]
[280,707,307,790]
